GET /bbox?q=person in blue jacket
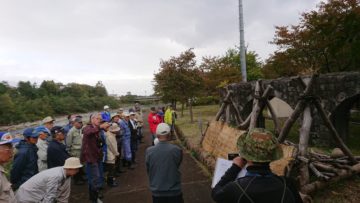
[119,112,134,169]
[47,126,69,169]
[101,105,111,122]
[10,128,39,190]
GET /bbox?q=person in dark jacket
[81,113,109,203]
[10,128,39,190]
[47,126,69,169]
[212,128,303,203]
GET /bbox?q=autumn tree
[263,0,360,78]
[154,49,203,122]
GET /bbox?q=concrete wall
[222,72,360,145]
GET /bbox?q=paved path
[70,116,214,203]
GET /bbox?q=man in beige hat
[42,116,55,135]
[16,157,82,203]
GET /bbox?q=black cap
[51,126,65,136]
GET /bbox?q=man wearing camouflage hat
[212,128,303,203]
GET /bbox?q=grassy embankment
[176,104,360,203]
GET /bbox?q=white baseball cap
[104,105,110,110]
[156,123,170,136]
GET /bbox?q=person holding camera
[81,113,109,203]
[212,128,303,203]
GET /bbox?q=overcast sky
[0,0,322,95]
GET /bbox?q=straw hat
[42,116,55,124]
[63,157,83,169]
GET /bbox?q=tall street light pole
[239,0,247,82]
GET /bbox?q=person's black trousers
[152,194,184,203]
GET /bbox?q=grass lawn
[175,105,219,147]
[176,104,360,203]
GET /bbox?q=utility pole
[239,0,247,82]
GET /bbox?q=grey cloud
[0,0,321,94]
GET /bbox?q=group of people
[0,100,304,203]
[0,102,148,203]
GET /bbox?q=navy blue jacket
[10,140,38,190]
[47,140,69,169]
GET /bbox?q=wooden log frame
[213,74,360,197]
[215,89,232,121]
[249,82,274,131]
[313,99,357,164]
[266,100,281,135]
[215,88,244,125]
[302,163,360,194]
[278,75,317,143]
[215,81,278,132]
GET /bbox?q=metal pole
[239,0,247,82]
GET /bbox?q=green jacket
[66,126,83,157]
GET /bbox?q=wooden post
[237,113,251,130]
[266,100,281,135]
[249,81,262,131]
[225,104,231,123]
[299,105,312,186]
[313,100,358,164]
[215,90,231,121]
[230,98,244,123]
[249,84,273,131]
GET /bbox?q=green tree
[0,94,16,124]
[199,48,262,96]
[39,80,61,96]
[17,81,38,99]
[93,81,108,97]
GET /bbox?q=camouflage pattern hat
[237,128,283,162]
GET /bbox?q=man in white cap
[145,123,183,203]
[16,157,83,203]
[0,132,20,203]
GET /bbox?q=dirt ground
[69,116,214,203]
